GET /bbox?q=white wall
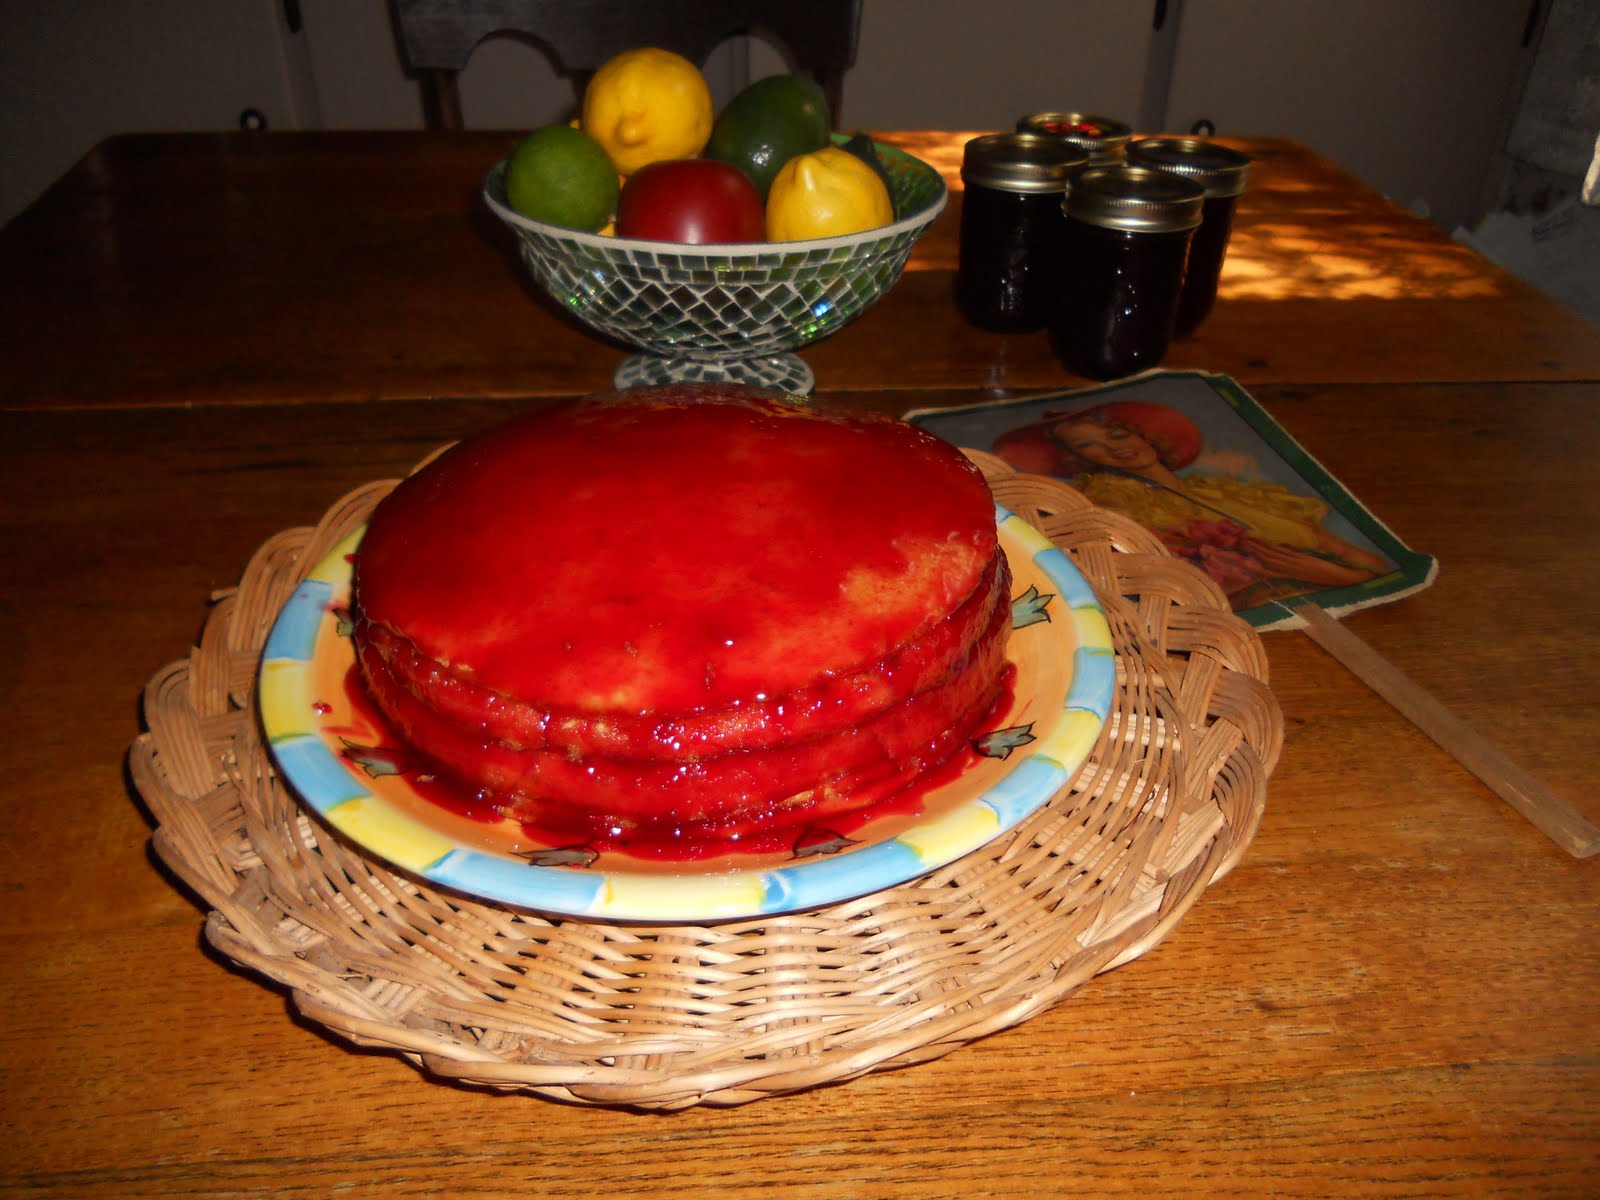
[839,0,1155,130]
[1165,0,1534,231]
[0,0,315,222]
[0,0,1546,236]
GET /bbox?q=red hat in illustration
[992,400,1204,476]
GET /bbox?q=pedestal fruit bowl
[483,138,947,394]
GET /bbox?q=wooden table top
[5,131,1600,411]
[2,131,1598,1197]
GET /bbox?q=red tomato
[616,159,765,243]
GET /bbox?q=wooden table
[3,132,1597,1196]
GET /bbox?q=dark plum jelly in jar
[1126,136,1252,335]
[956,133,1086,333]
[1049,165,1203,380]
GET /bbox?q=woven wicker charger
[132,452,1282,1110]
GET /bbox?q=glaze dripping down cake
[351,383,1011,855]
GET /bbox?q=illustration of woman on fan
[992,400,1391,609]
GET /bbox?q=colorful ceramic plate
[259,507,1114,922]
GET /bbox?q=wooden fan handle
[1296,602,1599,859]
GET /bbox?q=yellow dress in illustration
[993,400,1392,608]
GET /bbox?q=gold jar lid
[961,132,1088,193]
[1065,166,1204,233]
[1016,112,1133,165]
[1127,136,1252,197]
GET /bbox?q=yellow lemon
[765,146,895,241]
[580,48,713,176]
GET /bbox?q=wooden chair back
[391,0,863,130]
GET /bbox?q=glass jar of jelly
[1126,136,1252,335]
[1050,165,1204,380]
[957,133,1088,333]
[1016,112,1133,166]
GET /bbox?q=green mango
[705,75,832,201]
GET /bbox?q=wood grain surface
[4,132,1599,411]
[2,130,1599,1198]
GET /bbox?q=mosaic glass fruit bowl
[483,138,947,394]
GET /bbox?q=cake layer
[353,386,999,718]
[359,548,1008,761]
[355,571,1011,839]
[351,383,1012,853]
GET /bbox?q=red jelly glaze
[337,654,1005,862]
[410,773,506,826]
[335,661,1022,862]
[339,663,506,825]
[354,386,997,715]
[356,550,1006,760]
[514,762,938,861]
[349,384,1012,860]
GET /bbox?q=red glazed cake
[351,383,1010,855]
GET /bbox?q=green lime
[504,124,619,231]
[705,74,831,201]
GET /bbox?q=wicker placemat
[131,453,1281,1110]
